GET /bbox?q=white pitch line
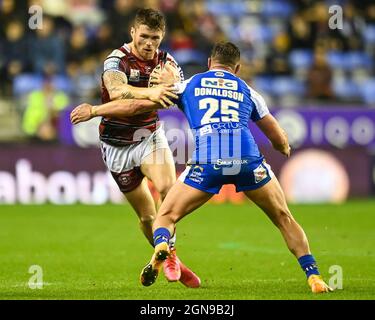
[9,282,55,288]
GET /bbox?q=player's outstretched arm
[256,114,291,157]
[70,100,163,125]
[102,70,178,107]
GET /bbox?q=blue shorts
[179,157,273,194]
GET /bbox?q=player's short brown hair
[210,42,241,68]
[134,8,166,31]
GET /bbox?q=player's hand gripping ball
[148,61,181,87]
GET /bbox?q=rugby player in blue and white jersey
[140,42,332,293]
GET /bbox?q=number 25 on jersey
[199,98,239,125]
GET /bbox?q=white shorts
[100,126,170,192]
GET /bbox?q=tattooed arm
[103,71,177,108]
[70,100,164,125]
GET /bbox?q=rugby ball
[148,61,181,87]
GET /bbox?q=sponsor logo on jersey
[201,78,238,90]
[104,57,121,72]
[199,125,213,135]
[189,166,204,184]
[129,69,140,82]
[253,164,268,183]
[213,159,249,170]
[214,71,225,77]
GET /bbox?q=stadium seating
[4,0,375,106]
[253,76,274,94]
[333,77,361,100]
[260,0,294,18]
[344,52,373,71]
[360,78,375,105]
[13,74,44,96]
[170,49,206,66]
[13,74,73,97]
[272,76,306,98]
[363,24,375,44]
[289,50,314,70]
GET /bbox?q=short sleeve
[249,88,270,122]
[174,80,189,95]
[172,81,187,110]
[103,49,126,74]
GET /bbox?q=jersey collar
[209,68,235,75]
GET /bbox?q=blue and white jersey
[176,69,269,164]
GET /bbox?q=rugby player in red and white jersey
[70,8,200,288]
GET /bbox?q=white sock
[169,232,176,249]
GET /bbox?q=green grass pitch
[0,200,374,300]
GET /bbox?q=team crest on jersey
[253,164,267,183]
[201,78,238,90]
[129,69,140,82]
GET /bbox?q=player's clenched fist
[70,103,93,125]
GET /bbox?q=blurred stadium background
[1,0,375,204]
[1,0,375,299]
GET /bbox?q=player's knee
[158,208,179,224]
[139,214,155,226]
[155,181,173,200]
[274,209,294,229]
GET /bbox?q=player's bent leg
[140,147,176,202]
[124,178,157,247]
[141,149,203,287]
[140,181,212,287]
[140,147,182,282]
[243,177,309,258]
[158,181,212,287]
[154,180,213,235]
[243,177,332,293]
[157,180,212,286]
